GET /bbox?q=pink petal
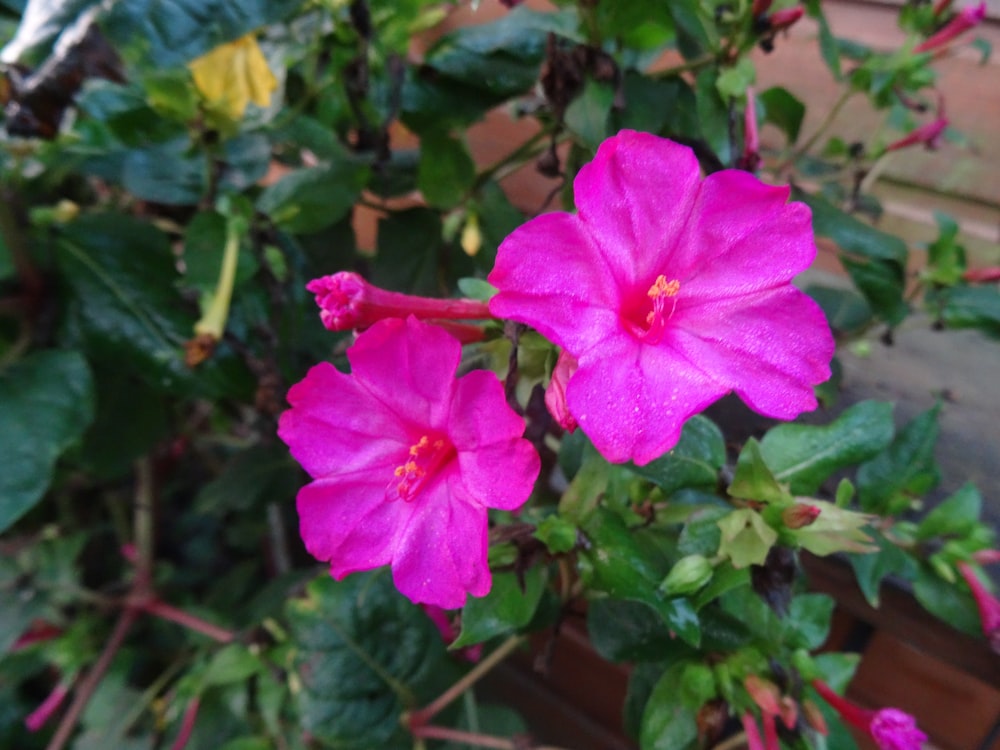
[567,337,728,465]
[456,441,539,511]
[668,287,833,418]
[391,476,490,608]
[347,317,460,430]
[677,171,815,297]
[279,362,409,479]
[296,476,405,575]
[573,130,702,291]
[488,212,621,355]
[447,369,526,448]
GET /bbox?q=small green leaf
[935,285,1000,338]
[806,284,873,334]
[451,568,546,648]
[630,415,725,494]
[912,565,982,636]
[564,79,615,153]
[715,58,755,101]
[759,400,895,495]
[759,86,806,144]
[915,483,981,541]
[857,405,941,513]
[203,644,262,687]
[558,448,610,525]
[848,530,918,606]
[640,661,712,750]
[0,350,95,533]
[587,599,689,663]
[729,439,788,504]
[805,0,843,79]
[695,69,730,165]
[417,131,476,209]
[257,161,370,235]
[786,593,835,650]
[534,515,577,554]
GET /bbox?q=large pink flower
[278,316,540,608]
[488,130,834,465]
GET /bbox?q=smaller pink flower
[812,679,928,750]
[739,87,761,173]
[279,316,540,608]
[544,350,578,433]
[957,561,1000,652]
[885,116,949,152]
[306,272,492,332]
[915,1,987,52]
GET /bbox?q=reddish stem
[141,600,235,643]
[169,697,201,750]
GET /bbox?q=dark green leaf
[451,568,546,648]
[797,190,907,265]
[857,405,940,513]
[759,400,895,495]
[587,599,689,663]
[564,78,615,153]
[759,86,806,144]
[848,529,918,607]
[805,0,843,79]
[624,662,667,740]
[716,58,755,101]
[841,257,908,326]
[417,131,476,209]
[678,505,729,557]
[196,444,300,515]
[935,285,1000,338]
[203,644,263,687]
[121,138,206,205]
[557,446,609,525]
[615,72,680,135]
[372,208,453,295]
[640,661,711,750]
[729,439,788,504]
[695,69,730,165]
[805,284,873,334]
[629,415,725,495]
[667,0,714,58]
[257,161,370,235]
[786,593,834,650]
[0,350,94,532]
[286,572,456,748]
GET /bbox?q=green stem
[194,218,240,339]
[652,52,718,80]
[133,457,155,592]
[407,635,524,728]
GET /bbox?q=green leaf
[857,405,941,513]
[534,515,577,554]
[848,529,918,607]
[417,131,476,209]
[103,0,303,68]
[195,444,300,514]
[759,400,895,495]
[587,599,689,663]
[451,568,546,648]
[667,0,714,57]
[805,0,843,79]
[841,257,909,327]
[615,71,680,135]
[373,208,456,295]
[0,350,94,532]
[729,439,788,504]
[55,214,196,391]
[715,58,755,101]
[629,415,725,495]
[915,482,981,541]
[759,86,806,144]
[912,565,982,636]
[286,572,456,748]
[203,644,263,687]
[121,138,206,205]
[678,505,729,557]
[797,190,907,265]
[805,284,873,334]
[786,593,835,650]
[580,508,700,646]
[640,661,712,750]
[935,285,1000,338]
[473,180,523,271]
[257,161,370,235]
[564,78,615,153]
[557,447,610,525]
[695,69,730,165]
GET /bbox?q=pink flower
[885,116,949,152]
[279,316,540,608]
[307,272,492,333]
[544,350,579,433]
[812,679,928,750]
[915,1,987,52]
[25,682,69,732]
[957,561,1000,652]
[488,131,833,465]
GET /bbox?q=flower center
[388,434,456,502]
[622,274,681,344]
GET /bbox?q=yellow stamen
[647,274,681,299]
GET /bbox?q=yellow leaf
[188,34,277,121]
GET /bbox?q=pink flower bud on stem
[544,350,579,432]
[957,561,1000,652]
[915,2,987,52]
[769,6,805,32]
[25,682,70,732]
[742,711,766,750]
[885,116,949,152]
[812,679,928,750]
[740,87,761,172]
[307,272,493,332]
[783,503,821,529]
[963,268,1000,284]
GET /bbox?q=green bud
[661,554,713,596]
[681,662,717,704]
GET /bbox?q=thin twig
[411,724,572,750]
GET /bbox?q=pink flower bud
[306,272,493,332]
[963,268,1000,284]
[544,349,579,433]
[740,87,761,172]
[769,6,805,32]
[420,604,483,662]
[812,679,928,750]
[783,503,821,529]
[885,116,949,152]
[745,675,782,716]
[25,682,69,732]
[915,2,987,52]
[957,562,1000,652]
[742,711,766,750]
[802,698,829,735]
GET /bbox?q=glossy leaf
[935,285,1000,338]
[759,400,895,495]
[912,565,982,636]
[257,160,370,234]
[857,405,941,513]
[417,131,476,209]
[640,661,713,750]
[729,439,788,504]
[629,415,725,495]
[759,86,806,144]
[848,529,918,607]
[451,568,546,648]
[915,482,981,541]
[587,599,690,663]
[286,572,456,748]
[564,78,615,153]
[0,350,94,533]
